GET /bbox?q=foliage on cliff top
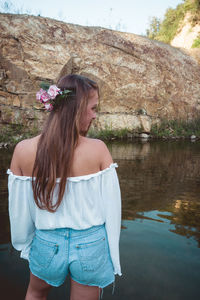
[146,0,200,44]
[192,35,200,47]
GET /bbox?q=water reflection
[119,215,200,300]
[107,140,200,245]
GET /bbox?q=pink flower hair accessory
[36,83,71,111]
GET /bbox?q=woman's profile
[7,74,122,300]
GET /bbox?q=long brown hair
[32,74,99,212]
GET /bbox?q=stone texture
[139,115,152,133]
[139,133,149,139]
[0,13,200,135]
[179,48,200,66]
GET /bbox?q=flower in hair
[44,102,53,111]
[36,89,51,103]
[36,83,71,111]
[48,85,61,99]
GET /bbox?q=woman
[8,74,121,300]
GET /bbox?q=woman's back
[10,135,113,177]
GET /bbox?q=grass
[89,117,200,140]
[0,123,39,145]
[88,127,132,140]
[150,118,200,138]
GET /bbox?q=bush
[192,35,200,48]
[155,5,185,43]
[146,0,200,44]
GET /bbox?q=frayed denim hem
[70,275,115,299]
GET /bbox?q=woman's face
[80,89,99,135]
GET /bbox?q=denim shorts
[29,224,115,288]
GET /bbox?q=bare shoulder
[84,137,104,146]
[83,137,113,169]
[14,138,31,151]
[13,135,39,157]
[10,135,40,175]
[82,137,107,152]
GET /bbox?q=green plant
[155,5,185,43]
[151,118,200,138]
[146,17,161,40]
[0,121,40,145]
[192,35,200,47]
[88,127,131,140]
[146,0,200,44]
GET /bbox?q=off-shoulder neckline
[7,163,118,182]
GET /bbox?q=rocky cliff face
[1,13,200,134]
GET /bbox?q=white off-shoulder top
[7,163,122,276]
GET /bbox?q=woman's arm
[8,140,36,260]
[102,165,122,275]
[10,142,23,175]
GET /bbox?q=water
[0,140,200,299]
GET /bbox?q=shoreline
[0,133,199,149]
[1,117,200,147]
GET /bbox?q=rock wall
[1,13,200,135]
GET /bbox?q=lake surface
[0,140,200,300]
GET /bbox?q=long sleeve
[7,170,35,260]
[102,164,122,276]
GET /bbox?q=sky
[1,0,183,35]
